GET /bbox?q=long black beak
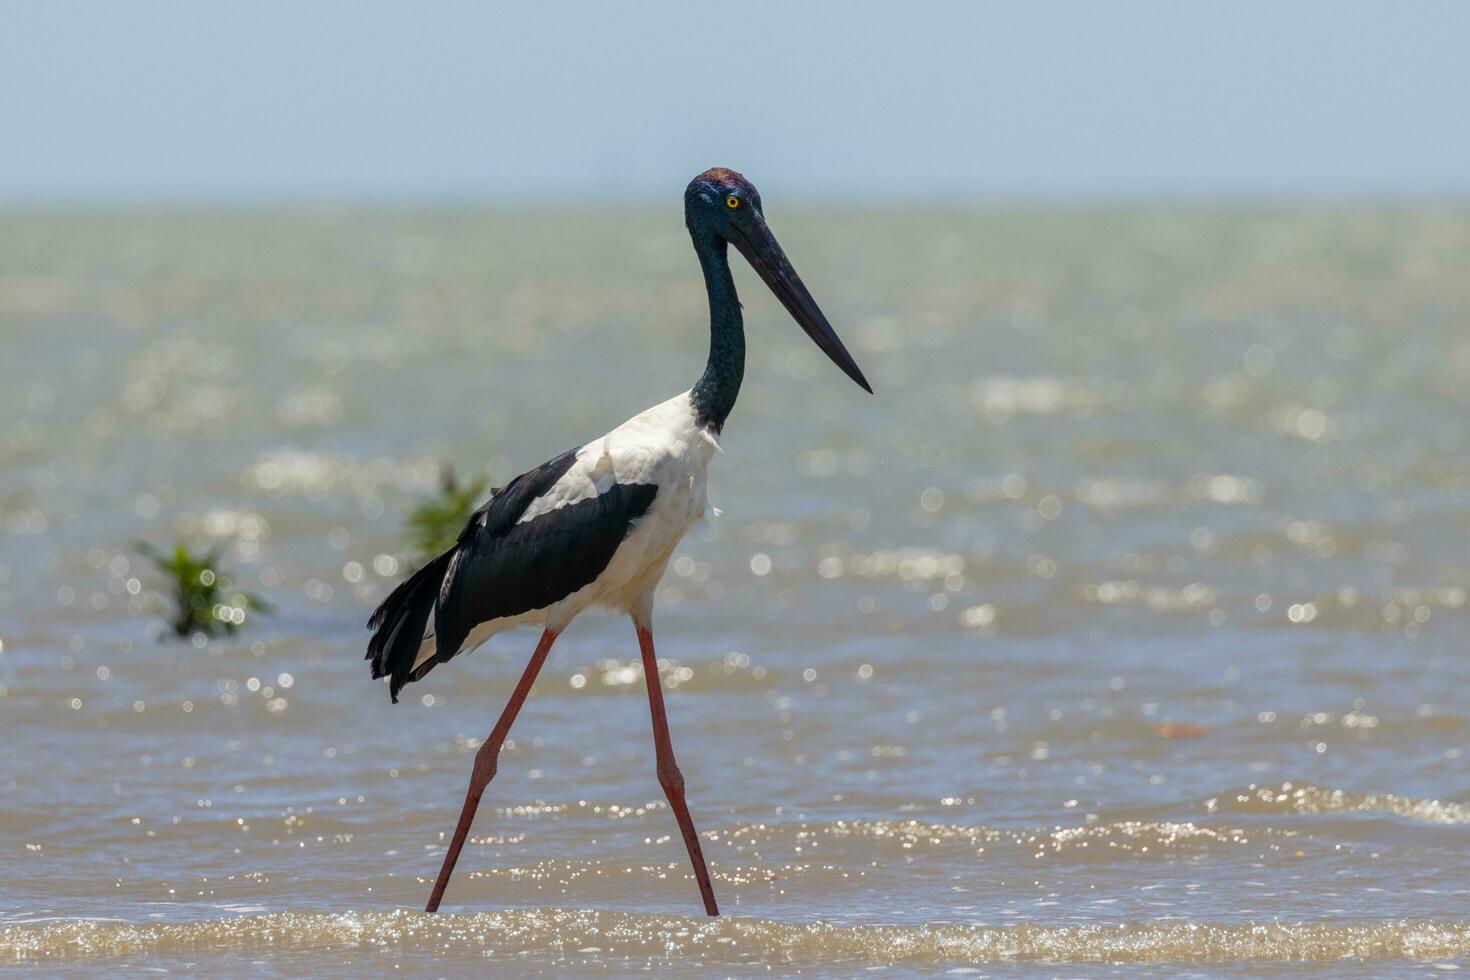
[731,215,872,393]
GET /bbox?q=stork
[366,167,872,915]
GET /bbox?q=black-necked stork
[366,167,872,915]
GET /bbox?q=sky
[2,1,1467,202]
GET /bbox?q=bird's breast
[578,394,716,599]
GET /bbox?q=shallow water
[2,207,1468,975]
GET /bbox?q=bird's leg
[424,628,558,913]
[635,621,720,916]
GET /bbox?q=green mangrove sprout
[406,465,487,563]
[137,541,270,639]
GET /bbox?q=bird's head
[685,167,872,394]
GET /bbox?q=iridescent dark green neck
[688,229,745,433]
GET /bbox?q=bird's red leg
[635,621,720,916]
[424,628,558,913]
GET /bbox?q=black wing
[366,447,658,701]
[435,460,659,659]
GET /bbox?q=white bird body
[408,391,717,674]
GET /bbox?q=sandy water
[1,207,1468,975]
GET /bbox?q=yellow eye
[725,195,740,209]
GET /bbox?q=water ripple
[4,910,1468,966]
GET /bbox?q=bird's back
[366,390,717,701]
